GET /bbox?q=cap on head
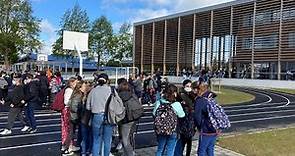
[97,73,109,82]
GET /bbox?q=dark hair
[163,84,178,102]
[118,81,131,92]
[71,80,84,97]
[67,77,77,87]
[191,81,201,90]
[26,73,34,79]
[117,78,127,86]
[182,79,192,87]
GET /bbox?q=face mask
[184,87,192,92]
[12,80,16,85]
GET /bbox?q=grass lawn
[271,88,295,95]
[217,128,295,156]
[212,87,255,106]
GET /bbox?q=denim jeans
[197,134,217,156]
[24,102,37,130]
[79,123,92,154]
[156,133,177,156]
[92,113,113,156]
[174,136,192,156]
[119,122,136,156]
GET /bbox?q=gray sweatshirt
[86,84,112,114]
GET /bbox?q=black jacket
[24,80,40,103]
[5,85,26,108]
[38,75,49,90]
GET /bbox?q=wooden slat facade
[134,0,295,79]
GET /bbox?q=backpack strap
[103,86,115,124]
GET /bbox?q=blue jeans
[24,102,36,129]
[92,113,113,156]
[156,134,177,156]
[174,136,192,156]
[198,134,217,156]
[79,123,92,154]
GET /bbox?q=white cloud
[39,19,57,54]
[132,8,169,23]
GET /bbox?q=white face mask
[184,87,192,93]
[12,80,16,85]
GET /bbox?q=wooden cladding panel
[166,18,178,64]
[180,15,194,69]
[143,23,153,65]
[154,21,165,65]
[134,26,142,66]
[213,7,231,36]
[195,12,211,38]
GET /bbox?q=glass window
[242,38,252,49]
[289,32,295,48]
[255,34,278,49]
[243,14,253,27]
[283,8,295,20]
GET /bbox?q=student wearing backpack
[117,81,143,156]
[153,84,185,156]
[61,77,78,155]
[192,79,218,156]
[86,73,113,156]
[174,79,196,156]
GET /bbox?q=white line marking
[0,141,61,151]
[0,118,60,125]
[231,114,295,124]
[225,104,295,113]
[0,131,60,139]
[0,113,60,120]
[230,109,295,117]
[12,124,60,131]
[136,130,154,135]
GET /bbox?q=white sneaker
[116,142,123,150]
[21,126,30,132]
[0,129,12,135]
[69,145,80,152]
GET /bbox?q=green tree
[52,4,90,57]
[0,0,41,67]
[107,23,133,67]
[90,16,113,68]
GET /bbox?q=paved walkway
[135,140,245,156]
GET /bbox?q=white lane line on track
[11,123,60,131]
[0,131,60,139]
[224,89,273,109]
[0,141,61,151]
[225,103,295,113]
[0,118,60,125]
[229,109,295,117]
[255,89,291,107]
[0,113,60,120]
[231,114,295,124]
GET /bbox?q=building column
[278,0,283,80]
[151,22,155,74]
[192,14,196,71]
[200,39,203,70]
[251,1,256,79]
[205,38,208,69]
[229,6,233,78]
[163,20,167,75]
[141,25,144,72]
[132,25,136,73]
[209,10,214,71]
[218,37,222,70]
[177,17,181,76]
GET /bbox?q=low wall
[167,76,295,89]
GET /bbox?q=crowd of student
[0,69,229,156]
[0,70,63,135]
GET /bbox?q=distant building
[133,0,295,80]
[13,53,97,72]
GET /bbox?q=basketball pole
[74,45,83,77]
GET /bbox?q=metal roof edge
[133,0,254,26]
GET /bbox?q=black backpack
[154,101,177,135]
[178,105,196,139]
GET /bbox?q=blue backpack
[205,98,231,130]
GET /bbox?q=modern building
[133,0,295,80]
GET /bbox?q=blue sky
[31,0,233,54]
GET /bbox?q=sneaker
[21,126,30,132]
[0,129,12,135]
[61,149,70,155]
[69,145,80,152]
[29,129,37,134]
